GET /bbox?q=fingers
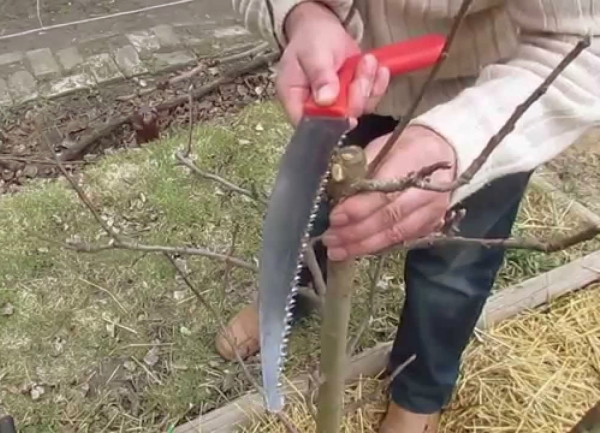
[347,55,390,119]
[326,204,444,261]
[276,56,309,126]
[298,48,340,106]
[323,187,432,247]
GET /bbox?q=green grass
[0,101,597,432]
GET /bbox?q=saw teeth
[273,133,348,401]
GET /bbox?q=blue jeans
[294,114,532,413]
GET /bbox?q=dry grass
[244,284,600,433]
[0,101,599,432]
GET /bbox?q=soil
[0,53,277,196]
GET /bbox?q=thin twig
[164,253,299,433]
[304,238,327,298]
[45,141,120,240]
[217,42,270,64]
[51,237,257,271]
[343,354,416,415]
[346,256,385,357]
[175,150,267,205]
[117,43,272,101]
[381,224,600,255]
[366,0,474,176]
[184,84,194,157]
[421,35,592,193]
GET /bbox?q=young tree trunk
[315,146,367,433]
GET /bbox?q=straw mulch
[244,284,600,433]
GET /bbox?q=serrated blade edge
[258,116,350,412]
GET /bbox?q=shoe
[215,297,260,361]
[379,401,440,433]
[215,286,321,362]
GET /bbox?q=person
[218,1,600,431]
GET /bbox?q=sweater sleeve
[231,0,363,47]
[410,1,600,207]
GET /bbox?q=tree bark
[315,146,367,433]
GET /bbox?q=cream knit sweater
[232,0,600,205]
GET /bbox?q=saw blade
[258,115,350,412]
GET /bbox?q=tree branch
[52,237,257,271]
[164,253,299,433]
[175,150,267,205]
[366,0,474,177]
[360,35,591,196]
[43,139,258,272]
[381,224,600,256]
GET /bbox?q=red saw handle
[303,34,446,117]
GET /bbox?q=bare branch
[380,224,600,256]
[44,142,121,242]
[432,35,592,192]
[41,143,258,272]
[304,237,327,298]
[117,42,272,102]
[348,161,451,196]
[164,253,299,433]
[175,150,267,206]
[53,237,257,271]
[343,354,416,415]
[366,0,474,176]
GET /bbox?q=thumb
[299,52,339,106]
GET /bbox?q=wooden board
[175,249,600,433]
[174,342,392,433]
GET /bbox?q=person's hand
[278,2,390,125]
[321,126,458,261]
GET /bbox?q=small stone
[213,26,251,39]
[144,347,159,366]
[151,24,180,47]
[45,74,95,98]
[30,385,45,400]
[0,78,12,106]
[56,46,83,72]
[173,290,186,301]
[8,70,37,101]
[84,53,123,84]
[255,123,264,131]
[2,170,14,181]
[0,52,23,66]
[26,48,60,78]
[123,361,136,372]
[179,326,192,336]
[115,45,147,77]
[153,51,194,68]
[23,165,38,178]
[0,302,14,316]
[126,30,161,53]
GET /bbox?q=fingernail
[330,212,349,226]
[322,233,341,247]
[328,248,347,261]
[316,84,336,104]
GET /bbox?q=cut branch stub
[315,145,367,433]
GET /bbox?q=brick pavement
[0,19,263,108]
